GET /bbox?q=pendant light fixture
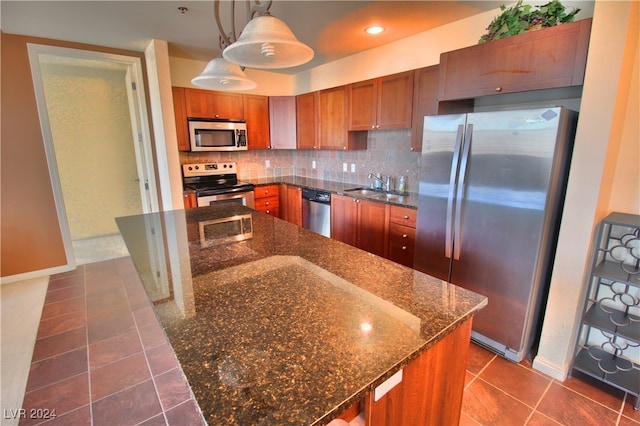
[192,1,313,90]
[222,14,314,69]
[191,57,256,90]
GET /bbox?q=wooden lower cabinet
[365,319,473,426]
[280,184,302,226]
[254,185,280,218]
[331,195,389,257]
[183,192,197,209]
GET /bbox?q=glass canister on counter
[397,175,407,194]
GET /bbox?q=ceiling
[2,1,509,74]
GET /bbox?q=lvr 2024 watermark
[3,408,57,420]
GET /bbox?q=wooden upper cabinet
[269,96,297,149]
[243,94,270,150]
[439,18,592,101]
[318,86,367,150]
[349,71,414,131]
[184,87,244,120]
[172,87,190,151]
[410,66,439,152]
[296,92,318,150]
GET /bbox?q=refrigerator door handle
[445,124,465,259]
[453,123,473,260]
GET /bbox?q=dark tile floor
[18,257,640,425]
[19,258,205,426]
[461,343,640,426]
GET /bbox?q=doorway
[27,44,159,266]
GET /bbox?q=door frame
[27,43,159,268]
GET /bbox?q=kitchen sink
[344,187,406,203]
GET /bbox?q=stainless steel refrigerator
[413,107,577,362]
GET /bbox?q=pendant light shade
[223,15,314,69]
[191,58,257,91]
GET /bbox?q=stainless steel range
[182,162,255,208]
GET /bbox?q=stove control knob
[194,165,199,170]
[212,164,218,169]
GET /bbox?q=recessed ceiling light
[365,25,385,35]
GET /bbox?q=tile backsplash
[179,129,421,193]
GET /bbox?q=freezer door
[450,107,570,354]
[413,114,467,281]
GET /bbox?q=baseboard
[532,354,570,381]
[1,264,73,285]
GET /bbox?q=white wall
[533,0,639,379]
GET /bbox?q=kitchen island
[116,204,486,425]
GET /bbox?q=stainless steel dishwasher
[301,188,331,237]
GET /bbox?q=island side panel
[365,318,473,426]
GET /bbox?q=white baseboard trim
[532,355,570,381]
[1,264,73,285]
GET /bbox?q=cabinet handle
[265,190,269,194]
[404,215,409,219]
[402,246,407,250]
[266,210,270,214]
[265,201,270,206]
[495,87,502,92]
[402,234,408,238]
[371,125,376,129]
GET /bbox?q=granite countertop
[116,204,486,425]
[247,176,419,209]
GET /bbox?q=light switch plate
[351,163,356,173]
[343,163,347,172]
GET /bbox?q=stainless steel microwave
[188,119,248,151]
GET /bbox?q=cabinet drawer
[255,197,279,210]
[389,206,417,227]
[254,185,280,199]
[389,223,416,245]
[388,240,415,267]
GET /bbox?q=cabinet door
[184,88,243,120]
[172,87,190,151]
[438,19,592,100]
[296,92,318,150]
[284,185,302,226]
[330,194,358,246]
[410,66,439,152]
[318,86,349,150]
[183,192,197,209]
[269,96,297,149]
[378,71,414,129]
[318,86,367,151]
[348,79,377,131]
[243,94,270,150]
[357,199,389,257]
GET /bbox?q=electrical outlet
[265,160,270,168]
[351,163,356,173]
[343,163,347,172]
[312,160,316,169]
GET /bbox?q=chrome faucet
[368,173,392,191]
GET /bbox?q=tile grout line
[82,266,95,426]
[523,378,554,425]
[552,378,627,419]
[125,267,171,426]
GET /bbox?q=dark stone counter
[116,204,486,425]
[246,176,419,209]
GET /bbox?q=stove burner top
[183,162,254,196]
